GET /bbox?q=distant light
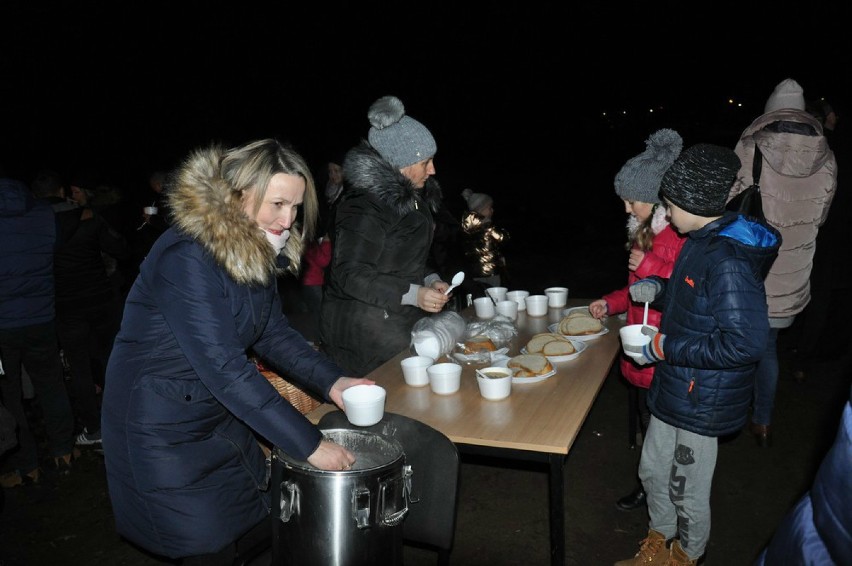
[728,98,734,104]
[649,108,654,113]
[622,110,627,115]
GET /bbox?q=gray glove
[629,279,662,304]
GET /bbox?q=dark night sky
[2,1,849,237]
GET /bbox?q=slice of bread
[526,333,561,354]
[542,339,576,356]
[507,353,553,376]
[559,315,603,336]
[464,335,497,353]
[564,309,592,320]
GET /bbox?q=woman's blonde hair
[221,139,318,274]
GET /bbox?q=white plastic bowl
[400,355,434,387]
[427,362,462,395]
[477,366,512,400]
[342,385,386,426]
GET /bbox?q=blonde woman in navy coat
[101,139,371,563]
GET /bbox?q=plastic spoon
[444,271,465,295]
[642,302,649,327]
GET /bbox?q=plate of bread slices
[548,309,609,341]
[495,353,556,384]
[521,332,587,362]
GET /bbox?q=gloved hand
[623,326,665,366]
[629,278,662,304]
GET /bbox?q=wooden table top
[306,298,624,455]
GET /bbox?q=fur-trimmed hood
[342,141,442,216]
[167,146,279,286]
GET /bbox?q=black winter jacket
[321,142,442,376]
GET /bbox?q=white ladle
[642,302,649,327]
[444,271,465,295]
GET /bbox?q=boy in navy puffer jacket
[616,145,781,566]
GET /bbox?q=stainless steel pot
[272,428,412,566]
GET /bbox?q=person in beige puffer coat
[728,78,837,448]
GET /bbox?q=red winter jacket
[301,237,332,286]
[602,223,685,388]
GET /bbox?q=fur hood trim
[167,146,278,286]
[343,141,442,216]
[626,204,669,238]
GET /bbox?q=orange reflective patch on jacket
[685,276,695,288]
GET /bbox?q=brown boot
[664,540,697,565]
[615,529,668,566]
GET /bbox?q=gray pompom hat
[367,96,437,168]
[660,144,742,216]
[614,128,683,204]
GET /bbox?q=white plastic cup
[477,366,513,400]
[544,287,569,308]
[506,290,529,311]
[400,355,434,387]
[525,294,549,317]
[427,362,462,395]
[342,384,386,426]
[495,299,518,321]
[619,324,658,358]
[473,297,496,319]
[486,286,508,302]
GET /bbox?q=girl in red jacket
[589,128,685,512]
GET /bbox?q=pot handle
[279,480,297,523]
[380,465,413,527]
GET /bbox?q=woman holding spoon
[588,129,686,513]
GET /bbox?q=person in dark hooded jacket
[321,96,452,376]
[101,139,372,563]
[617,144,781,566]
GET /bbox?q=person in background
[325,160,344,209]
[588,128,685,513]
[788,98,849,381]
[101,139,372,564]
[617,144,780,566]
[428,187,467,311]
[0,177,77,486]
[727,78,837,448]
[131,169,172,272]
[460,188,510,292]
[299,221,332,345]
[321,95,451,376]
[31,170,131,448]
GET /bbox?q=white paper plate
[494,358,557,384]
[521,339,587,362]
[548,323,610,341]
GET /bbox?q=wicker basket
[260,370,323,415]
[252,356,323,415]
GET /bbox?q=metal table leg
[549,452,565,566]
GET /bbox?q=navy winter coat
[648,213,780,437]
[101,147,344,559]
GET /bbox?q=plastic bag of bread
[463,317,518,349]
[450,318,517,365]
